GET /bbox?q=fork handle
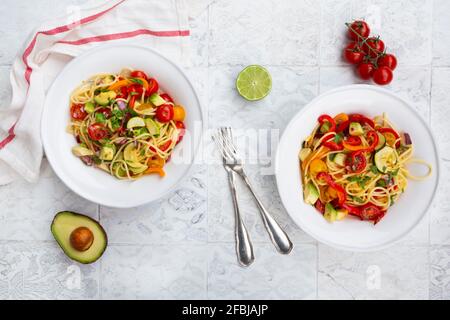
[240,172,293,255]
[227,171,255,267]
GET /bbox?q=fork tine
[221,127,239,158]
[213,130,233,161]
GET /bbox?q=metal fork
[213,134,255,267]
[215,127,293,255]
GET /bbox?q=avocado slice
[51,211,107,264]
[149,93,167,107]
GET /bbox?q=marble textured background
[0,0,449,300]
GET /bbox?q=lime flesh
[236,65,272,101]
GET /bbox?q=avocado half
[51,211,108,264]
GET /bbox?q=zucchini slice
[374,146,397,173]
[375,132,386,151]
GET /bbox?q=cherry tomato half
[357,63,376,80]
[363,37,385,58]
[130,70,148,80]
[360,203,385,223]
[346,150,367,173]
[378,54,398,71]
[145,78,159,97]
[96,108,112,119]
[87,123,108,141]
[344,42,365,65]
[347,20,371,41]
[155,104,174,123]
[160,93,174,103]
[70,104,88,121]
[373,66,393,85]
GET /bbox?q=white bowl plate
[42,44,203,208]
[275,85,439,251]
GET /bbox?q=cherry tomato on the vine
[347,20,371,41]
[357,62,376,80]
[373,66,394,85]
[344,42,365,65]
[363,37,385,57]
[378,54,398,71]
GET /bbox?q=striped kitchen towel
[0,0,192,184]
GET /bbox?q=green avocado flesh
[51,211,107,264]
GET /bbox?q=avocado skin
[51,211,108,264]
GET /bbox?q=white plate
[275,85,439,251]
[42,44,203,208]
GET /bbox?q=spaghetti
[68,68,186,180]
[299,112,431,224]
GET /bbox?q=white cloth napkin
[0,0,193,185]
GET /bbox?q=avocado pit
[70,227,94,252]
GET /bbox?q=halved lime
[236,65,272,101]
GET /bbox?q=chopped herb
[112,109,124,119]
[110,117,121,131]
[352,196,365,204]
[130,92,140,96]
[92,156,102,165]
[347,175,371,188]
[370,165,380,174]
[95,113,106,124]
[333,133,344,144]
[129,78,144,85]
[376,179,387,188]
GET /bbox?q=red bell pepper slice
[318,115,336,133]
[336,120,350,133]
[317,172,347,206]
[349,114,375,129]
[323,139,344,151]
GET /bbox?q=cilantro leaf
[95,113,106,124]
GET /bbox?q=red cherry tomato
[175,121,186,144]
[346,150,367,173]
[130,70,148,80]
[160,93,174,103]
[344,42,365,65]
[347,20,371,41]
[357,63,376,80]
[373,66,393,85]
[315,200,325,214]
[155,104,174,123]
[360,203,385,223]
[87,123,108,141]
[145,78,159,97]
[363,37,385,57]
[96,108,112,119]
[378,54,397,71]
[70,104,88,121]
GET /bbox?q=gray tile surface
[0,0,448,300]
